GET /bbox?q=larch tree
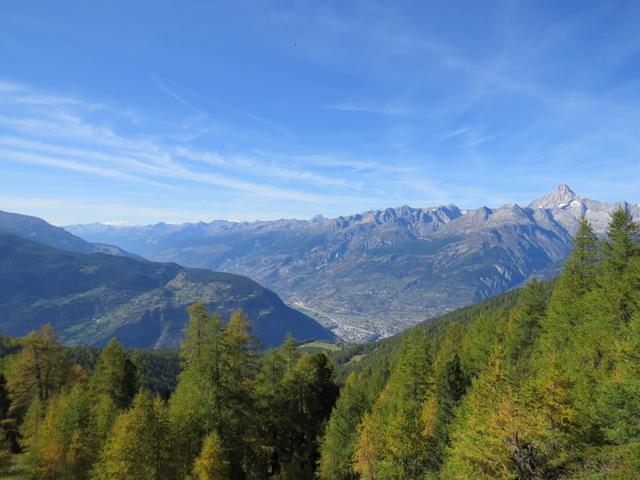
[90,338,137,410]
[541,217,598,354]
[92,391,174,480]
[276,352,339,478]
[421,353,470,470]
[255,335,300,476]
[181,302,211,365]
[600,208,640,324]
[24,383,95,480]
[4,325,74,417]
[503,279,548,367]
[193,431,230,480]
[0,374,14,470]
[169,307,225,476]
[353,328,433,480]
[442,343,541,480]
[169,307,261,479]
[317,372,370,480]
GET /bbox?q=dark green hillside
[0,233,334,348]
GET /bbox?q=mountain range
[67,185,640,342]
[0,212,334,348]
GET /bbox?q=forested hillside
[0,232,334,348]
[0,209,638,479]
[318,210,640,479]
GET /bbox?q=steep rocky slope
[67,185,640,341]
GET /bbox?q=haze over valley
[66,184,640,341]
[0,209,334,348]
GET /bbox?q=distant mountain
[0,210,138,258]
[0,232,334,348]
[66,185,640,342]
[526,183,637,234]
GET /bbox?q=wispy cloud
[152,74,298,142]
[0,78,428,218]
[176,147,353,187]
[233,109,298,142]
[0,147,174,188]
[437,127,469,141]
[251,150,415,174]
[325,101,414,116]
[0,79,26,93]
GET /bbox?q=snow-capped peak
[528,183,577,209]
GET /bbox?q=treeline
[0,308,339,479]
[67,346,180,397]
[317,210,640,479]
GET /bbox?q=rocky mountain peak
[63,185,640,342]
[528,183,578,210]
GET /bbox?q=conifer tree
[420,322,470,471]
[353,329,433,479]
[595,313,640,445]
[217,310,261,479]
[528,350,578,476]
[459,309,506,377]
[169,307,260,479]
[600,208,640,323]
[193,431,229,480]
[542,217,598,354]
[169,307,225,475]
[255,335,300,476]
[90,338,137,409]
[279,334,299,371]
[352,412,383,480]
[24,383,95,480]
[560,212,640,432]
[181,302,211,365]
[276,352,338,477]
[89,394,120,460]
[503,279,547,365]
[442,343,538,479]
[4,325,73,416]
[564,216,599,295]
[0,374,15,467]
[92,391,174,480]
[256,338,295,399]
[422,353,470,468]
[603,209,639,275]
[317,373,369,480]
[431,322,466,376]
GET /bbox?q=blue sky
[1,0,640,225]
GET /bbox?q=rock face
[528,183,578,210]
[527,184,638,234]
[66,186,640,342]
[0,231,334,348]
